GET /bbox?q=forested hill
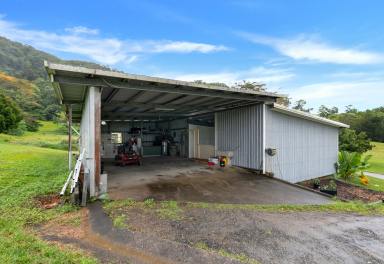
[0,36,109,80]
[0,36,110,133]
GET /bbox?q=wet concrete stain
[107,157,330,204]
[133,169,331,204]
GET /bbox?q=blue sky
[1,0,384,112]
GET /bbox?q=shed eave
[271,103,350,128]
[44,60,285,99]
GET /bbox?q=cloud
[287,80,384,110]
[158,66,294,87]
[240,33,384,64]
[65,26,99,35]
[151,41,228,53]
[0,17,228,65]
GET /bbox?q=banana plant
[337,151,371,182]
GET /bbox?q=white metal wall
[265,107,339,183]
[215,104,264,170]
[80,86,100,196]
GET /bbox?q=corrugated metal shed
[265,106,339,183]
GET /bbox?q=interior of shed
[100,87,218,192]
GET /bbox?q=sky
[1,0,384,112]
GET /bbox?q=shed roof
[44,61,284,122]
[271,103,349,128]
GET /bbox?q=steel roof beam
[53,76,276,102]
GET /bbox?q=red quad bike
[115,152,141,166]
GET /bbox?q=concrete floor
[105,156,330,204]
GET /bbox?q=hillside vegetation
[0,36,108,80]
[0,36,110,132]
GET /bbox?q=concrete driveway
[106,157,330,204]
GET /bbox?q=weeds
[187,200,384,215]
[195,241,260,264]
[113,215,128,229]
[156,201,183,220]
[143,198,155,208]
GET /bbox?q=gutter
[270,103,349,128]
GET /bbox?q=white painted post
[67,104,72,171]
[262,103,266,174]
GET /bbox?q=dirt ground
[37,202,384,264]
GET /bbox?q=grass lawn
[0,123,96,263]
[366,141,384,174]
[0,121,75,150]
[348,175,384,192]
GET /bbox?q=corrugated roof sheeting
[216,104,264,170]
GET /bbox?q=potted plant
[312,178,320,189]
[320,180,337,196]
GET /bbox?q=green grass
[0,122,96,263]
[156,200,183,220]
[195,241,260,264]
[0,121,76,150]
[345,175,384,192]
[187,200,384,215]
[113,214,128,229]
[105,198,384,220]
[367,141,384,174]
[104,199,184,222]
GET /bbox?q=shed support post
[66,104,72,171]
[214,112,218,156]
[94,87,101,192]
[262,103,266,174]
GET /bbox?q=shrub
[337,151,371,182]
[8,120,28,136]
[339,128,372,153]
[0,92,22,133]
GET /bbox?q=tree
[318,105,338,118]
[354,109,384,142]
[292,99,313,112]
[339,128,373,153]
[34,78,61,120]
[0,92,22,133]
[345,104,358,114]
[276,96,291,107]
[233,80,266,91]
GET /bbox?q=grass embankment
[0,122,95,263]
[367,141,384,174]
[0,121,75,150]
